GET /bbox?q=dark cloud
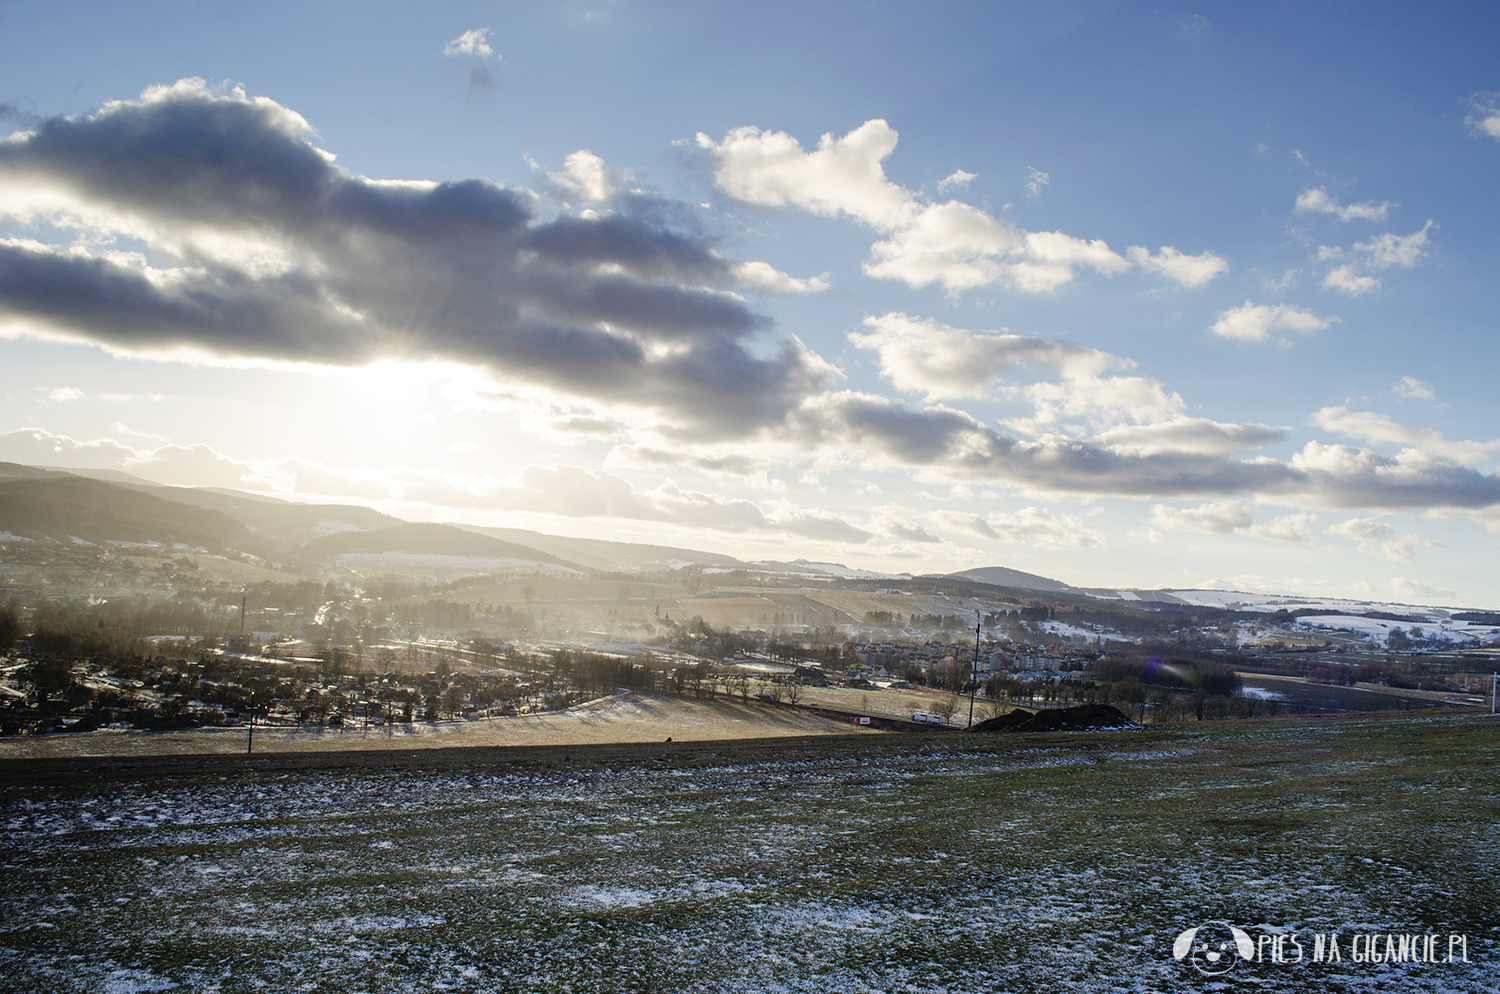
[467,65,495,90]
[886,520,940,543]
[794,393,1500,510]
[0,81,826,435]
[0,101,40,129]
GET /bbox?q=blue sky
[2,1,1499,605]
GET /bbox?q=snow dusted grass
[2,712,1498,992]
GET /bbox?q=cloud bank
[1,85,1496,535]
[697,119,1226,294]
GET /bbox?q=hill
[29,473,403,548]
[0,476,251,551]
[458,525,746,572]
[137,488,402,547]
[940,565,1074,593]
[297,522,585,570]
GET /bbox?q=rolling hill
[457,525,747,572]
[0,475,251,551]
[296,522,585,570]
[939,565,1075,593]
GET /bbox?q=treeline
[550,650,660,695]
[1304,659,1465,691]
[1091,650,1243,696]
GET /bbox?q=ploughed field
[2,712,1497,993]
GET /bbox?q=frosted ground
[2,713,1497,993]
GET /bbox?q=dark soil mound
[968,709,1037,732]
[968,703,1138,733]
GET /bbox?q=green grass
[2,711,1498,992]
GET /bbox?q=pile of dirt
[968,703,1139,733]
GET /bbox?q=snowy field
[3,713,1497,992]
[333,552,587,580]
[1294,614,1500,643]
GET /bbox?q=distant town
[3,462,1496,740]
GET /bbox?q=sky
[2,1,1499,606]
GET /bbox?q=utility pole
[1492,672,1496,715]
[968,611,980,728]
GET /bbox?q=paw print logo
[1173,920,1255,975]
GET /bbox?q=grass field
[0,692,861,761]
[2,711,1497,992]
[1239,673,1487,713]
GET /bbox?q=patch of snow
[333,552,586,577]
[315,519,368,535]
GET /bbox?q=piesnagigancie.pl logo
[1172,922,1472,975]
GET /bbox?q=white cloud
[443,28,498,60]
[1208,301,1337,342]
[1124,245,1229,287]
[1464,91,1500,141]
[1311,406,1500,464]
[874,510,941,544]
[730,260,830,294]
[1449,504,1500,534]
[941,506,1104,549]
[1354,222,1433,270]
[0,427,145,467]
[1393,376,1435,401]
[848,312,1118,400]
[1389,577,1456,602]
[46,387,83,401]
[1018,372,1184,430]
[1294,187,1392,222]
[1327,516,1417,563]
[1152,500,1251,533]
[698,120,1188,296]
[547,150,614,203]
[835,317,1196,436]
[863,200,1128,294]
[1319,221,1434,296]
[1151,500,1315,542]
[1246,512,1318,542]
[111,422,167,442]
[697,119,916,228]
[937,169,976,193]
[1321,265,1381,296]
[1025,167,1049,198]
[1095,417,1285,456]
